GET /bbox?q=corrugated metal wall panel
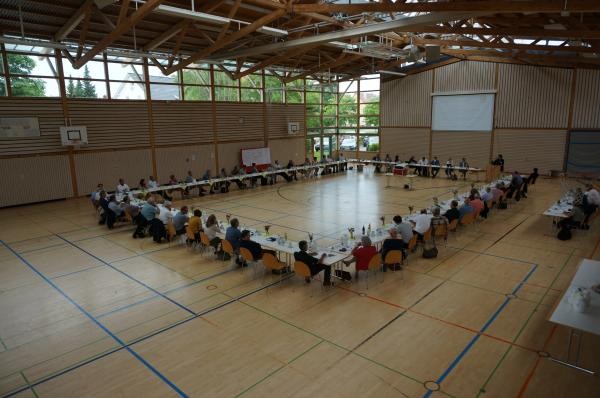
[434,61,495,92]
[493,129,566,174]
[217,140,264,169]
[0,155,72,207]
[266,104,305,138]
[0,99,65,155]
[572,69,600,129]
[74,149,152,194]
[496,64,571,129]
[155,144,215,182]
[268,138,305,164]
[432,132,490,169]
[68,100,150,150]
[215,103,264,141]
[380,127,429,160]
[152,102,214,144]
[380,71,432,127]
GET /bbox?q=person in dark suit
[294,240,331,285]
[380,228,405,270]
[239,230,276,260]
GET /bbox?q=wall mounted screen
[432,92,495,132]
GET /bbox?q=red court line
[336,285,538,354]
[516,324,558,398]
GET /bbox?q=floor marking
[0,240,189,398]
[55,235,196,316]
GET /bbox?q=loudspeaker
[425,45,440,62]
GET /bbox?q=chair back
[407,234,418,251]
[166,222,177,239]
[448,219,459,231]
[384,250,403,265]
[485,200,493,210]
[200,232,210,246]
[239,247,254,262]
[293,261,311,278]
[460,213,475,226]
[123,211,133,223]
[423,227,432,241]
[368,253,382,271]
[186,226,195,241]
[434,223,447,237]
[221,239,235,255]
[263,253,284,271]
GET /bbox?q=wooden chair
[448,219,459,232]
[460,212,475,226]
[293,260,322,293]
[221,239,236,266]
[433,223,448,246]
[166,222,181,246]
[239,247,260,278]
[383,250,404,278]
[262,252,288,286]
[365,253,383,289]
[185,226,198,250]
[423,227,432,242]
[199,232,214,256]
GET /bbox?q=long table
[548,259,600,374]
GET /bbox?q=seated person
[413,209,432,241]
[205,214,222,252]
[528,167,539,185]
[343,235,378,280]
[91,183,103,208]
[230,165,247,189]
[491,184,505,204]
[430,207,449,240]
[507,171,524,199]
[219,168,231,192]
[188,209,203,242]
[459,198,474,221]
[480,187,493,204]
[380,228,405,269]
[158,201,174,225]
[106,195,125,229]
[225,218,242,264]
[392,215,413,246]
[445,158,455,178]
[491,154,505,172]
[418,157,429,177]
[458,158,469,180]
[116,178,130,195]
[148,175,159,189]
[430,156,440,178]
[294,240,331,285]
[122,196,140,222]
[139,178,148,190]
[239,229,277,260]
[372,154,382,173]
[135,197,157,239]
[338,153,347,171]
[172,206,189,235]
[471,195,485,218]
[443,200,460,223]
[286,160,298,180]
[201,170,215,194]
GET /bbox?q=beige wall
[0,97,307,207]
[380,60,600,175]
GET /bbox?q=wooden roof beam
[414,37,600,53]
[442,48,600,64]
[283,54,362,83]
[406,25,600,39]
[73,0,164,69]
[293,1,600,14]
[54,0,94,41]
[233,44,320,79]
[142,19,189,51]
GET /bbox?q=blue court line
[54,235,196,316]
[3,272,293,398]
[422,263,537,398]
[0,240,189,398]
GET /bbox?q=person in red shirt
[343,235,378,280]
[471,195,484,218]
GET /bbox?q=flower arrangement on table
[452,189,458,200]
[432,197,439,207]
[380,216,385,226]
[408,205,414,214]
[264,225,271,236]
[226,214,231,223]
[347,228,355,240]
[308,232,314,243]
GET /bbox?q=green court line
[0,336,8,351]
[19,371,39,398]
[233,340,324,398]
[475,250,575,397]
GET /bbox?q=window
[5,52,59,97]
[183,67,211,101]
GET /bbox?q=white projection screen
[431,92,495,132]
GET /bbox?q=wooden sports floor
[0,169,599,398]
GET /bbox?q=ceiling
[1,0,599,82]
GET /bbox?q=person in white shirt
[158,201,174,225]
[419,157,429,177]
[339,153,347,171]
[148,176,159,189]
[412,209,433,241]
[585,184,600,206]
[91,183,103,208]
[445,158,455,178]
[116,178,130,194]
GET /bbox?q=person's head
[118,178,124,185]
[230,218,239,228]
[241,230,251,240]
[433,207,441,216]
[464,198,471,205]
[164,201,172,209]
[393,215,402,224]
[149,175,155,181]
[513,171,519,176]
[422,157,425,160]
[180,206,188,214]
[462,157,466,161]
[97,183,103,190]
[147,197,156,205]
[388,228,398,238]
[499,154,503,159]
[206,214,217,226]
[298,240,308,251]
[139,178,146,187]
[361,235,372,247]
[169,174,175,180]
[533,167,538,173]
[420,209,427,214]
[470,188,478,196]
[221,168,225,172]
[486,187,491,193]
[451,200,458,208]
[109,194,116,202]
[187,170,192,176]
[123,196,130,204]
[434,156,438,160]
[193,209,202,217]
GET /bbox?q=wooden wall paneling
[0,99,65,155]
[268,137,305,164]
[143,58,157,177]
[495,64,572,129]
[265,104,305,139]
[67,100,151,150]
[432,131,490,169]
[380,71,432,127]
[0,155,73,207]
[155,144,215,181]
[217,140,264,170]
[571,69,600,129]
[74,149,153,194]
[215,103,265,141]
[493,129,567,174]
[434,61,496,92]
[152,102,214,145]
[380,128,430,160]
